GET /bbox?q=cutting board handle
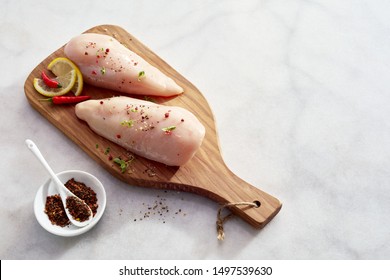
[165,154,282,230]
[211,171,282,230]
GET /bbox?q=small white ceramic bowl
[34,170,106,237]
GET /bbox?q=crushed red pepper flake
[66,196,91,222]
[43,178,99,227]
[65,178,98,217]
[44,194,70,227]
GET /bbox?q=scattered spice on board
[66,196,91,222]
[44,194,70,227]
[143,164,156,177]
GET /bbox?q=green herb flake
[162,126,176,132]
[101,67,106,75]
[138,71,145,81]
[113,158,127,173]
[104,147,110,155]
[95,144,99,149]
[144,96,156,103]
[113,156,135,173]
[121,120,134,127]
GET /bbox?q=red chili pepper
[41,71,62,88]
[40,96,91,104]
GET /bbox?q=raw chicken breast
[64,33,183,97]
[75,96,205,166]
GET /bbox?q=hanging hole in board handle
[253,200,261,208]
[216,200,262,241]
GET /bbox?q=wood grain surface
[24,25,282,229]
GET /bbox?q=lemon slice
[48,57,83,96]
[33,70,77,97]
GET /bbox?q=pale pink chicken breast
[75,96,205,166]
[64,33,183,97]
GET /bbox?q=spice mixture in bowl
[34,170,106,237]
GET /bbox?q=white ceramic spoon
[25,139,92,227]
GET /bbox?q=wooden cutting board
[24,25,281,230]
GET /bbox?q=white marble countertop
[1,0,389,260]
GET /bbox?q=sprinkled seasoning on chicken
[75,97,205,166]
[65,33,183,97]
